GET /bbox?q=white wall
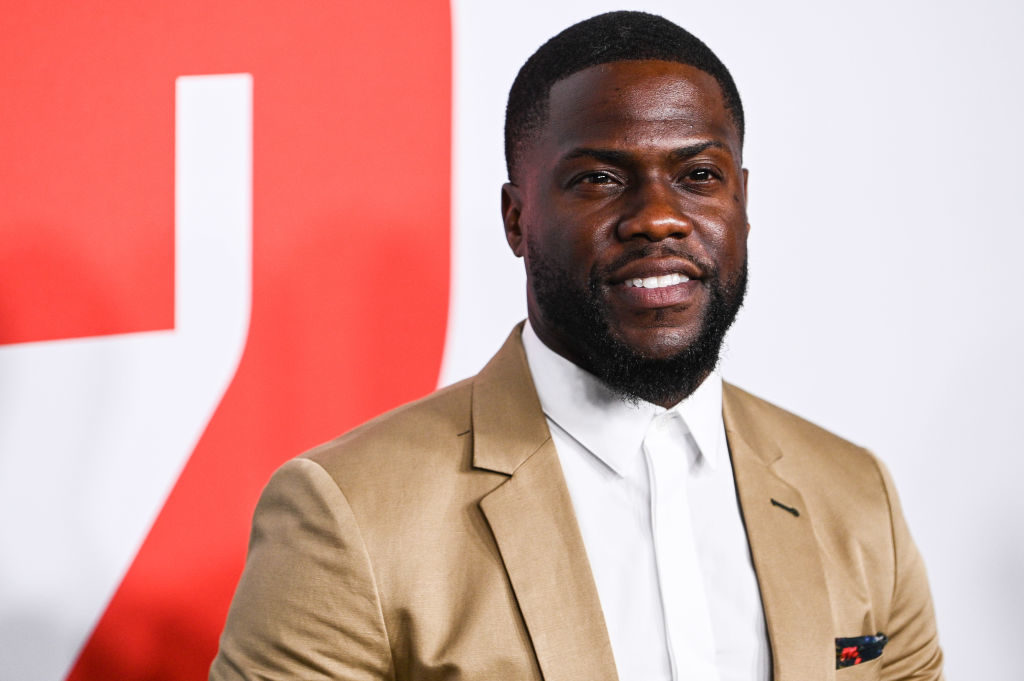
[444,2,1024,678]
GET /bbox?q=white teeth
[624,273,690,289]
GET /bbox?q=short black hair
[504,11,744,181]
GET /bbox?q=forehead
[540,60,738,156]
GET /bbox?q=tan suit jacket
[211,327,943,680]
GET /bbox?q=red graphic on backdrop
[2,2,451,679]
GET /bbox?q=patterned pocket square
[835,632,888,668]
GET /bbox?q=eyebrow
[668,141,726,161]
[561,141,726,165]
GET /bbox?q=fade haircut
[504,11,744,182]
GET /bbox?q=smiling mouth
[610,263,701,310]
[622,273,690,289]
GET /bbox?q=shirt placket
[643,410,721,681]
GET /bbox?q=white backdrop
[442,2,1024,679]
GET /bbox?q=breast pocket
[836,655,882,680]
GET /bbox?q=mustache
[593,244,717,282]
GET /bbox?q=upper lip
[609,257,704,284]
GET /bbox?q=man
[211,11,943,681]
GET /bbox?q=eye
[684,167,719,183]
[577,171,618,185]
[567,170,624,193]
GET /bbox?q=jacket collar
[470,323,550,475]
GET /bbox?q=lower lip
[613,279,700,308]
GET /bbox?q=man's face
[502,60,750,406]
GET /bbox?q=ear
[742,168,751,233]
[501,182,526,257]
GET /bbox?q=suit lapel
[723,384,835,681]
[480,443,619,681]
[473,327,618,681]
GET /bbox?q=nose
[616,180,693,241]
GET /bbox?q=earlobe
[501,183,526,257]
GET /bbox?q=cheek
[717,228,748,260]
[694,221,747,278]
[526,218,603,271]
[696,200,747,247]
[721,232,749,275]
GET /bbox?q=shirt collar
[521,321,726,476]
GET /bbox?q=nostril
[617,213,693,241]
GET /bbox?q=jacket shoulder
[720,378,880,464]
[286,375,505,568]
[301,377,475,481]
[722,382,888,500]
[724,382,867,457]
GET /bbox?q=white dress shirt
[521,322,770,681]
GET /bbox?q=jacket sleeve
[875,459,945,681]
[210,458,395,681]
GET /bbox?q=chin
[613,324,702,360]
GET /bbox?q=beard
[526,240,748,406]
